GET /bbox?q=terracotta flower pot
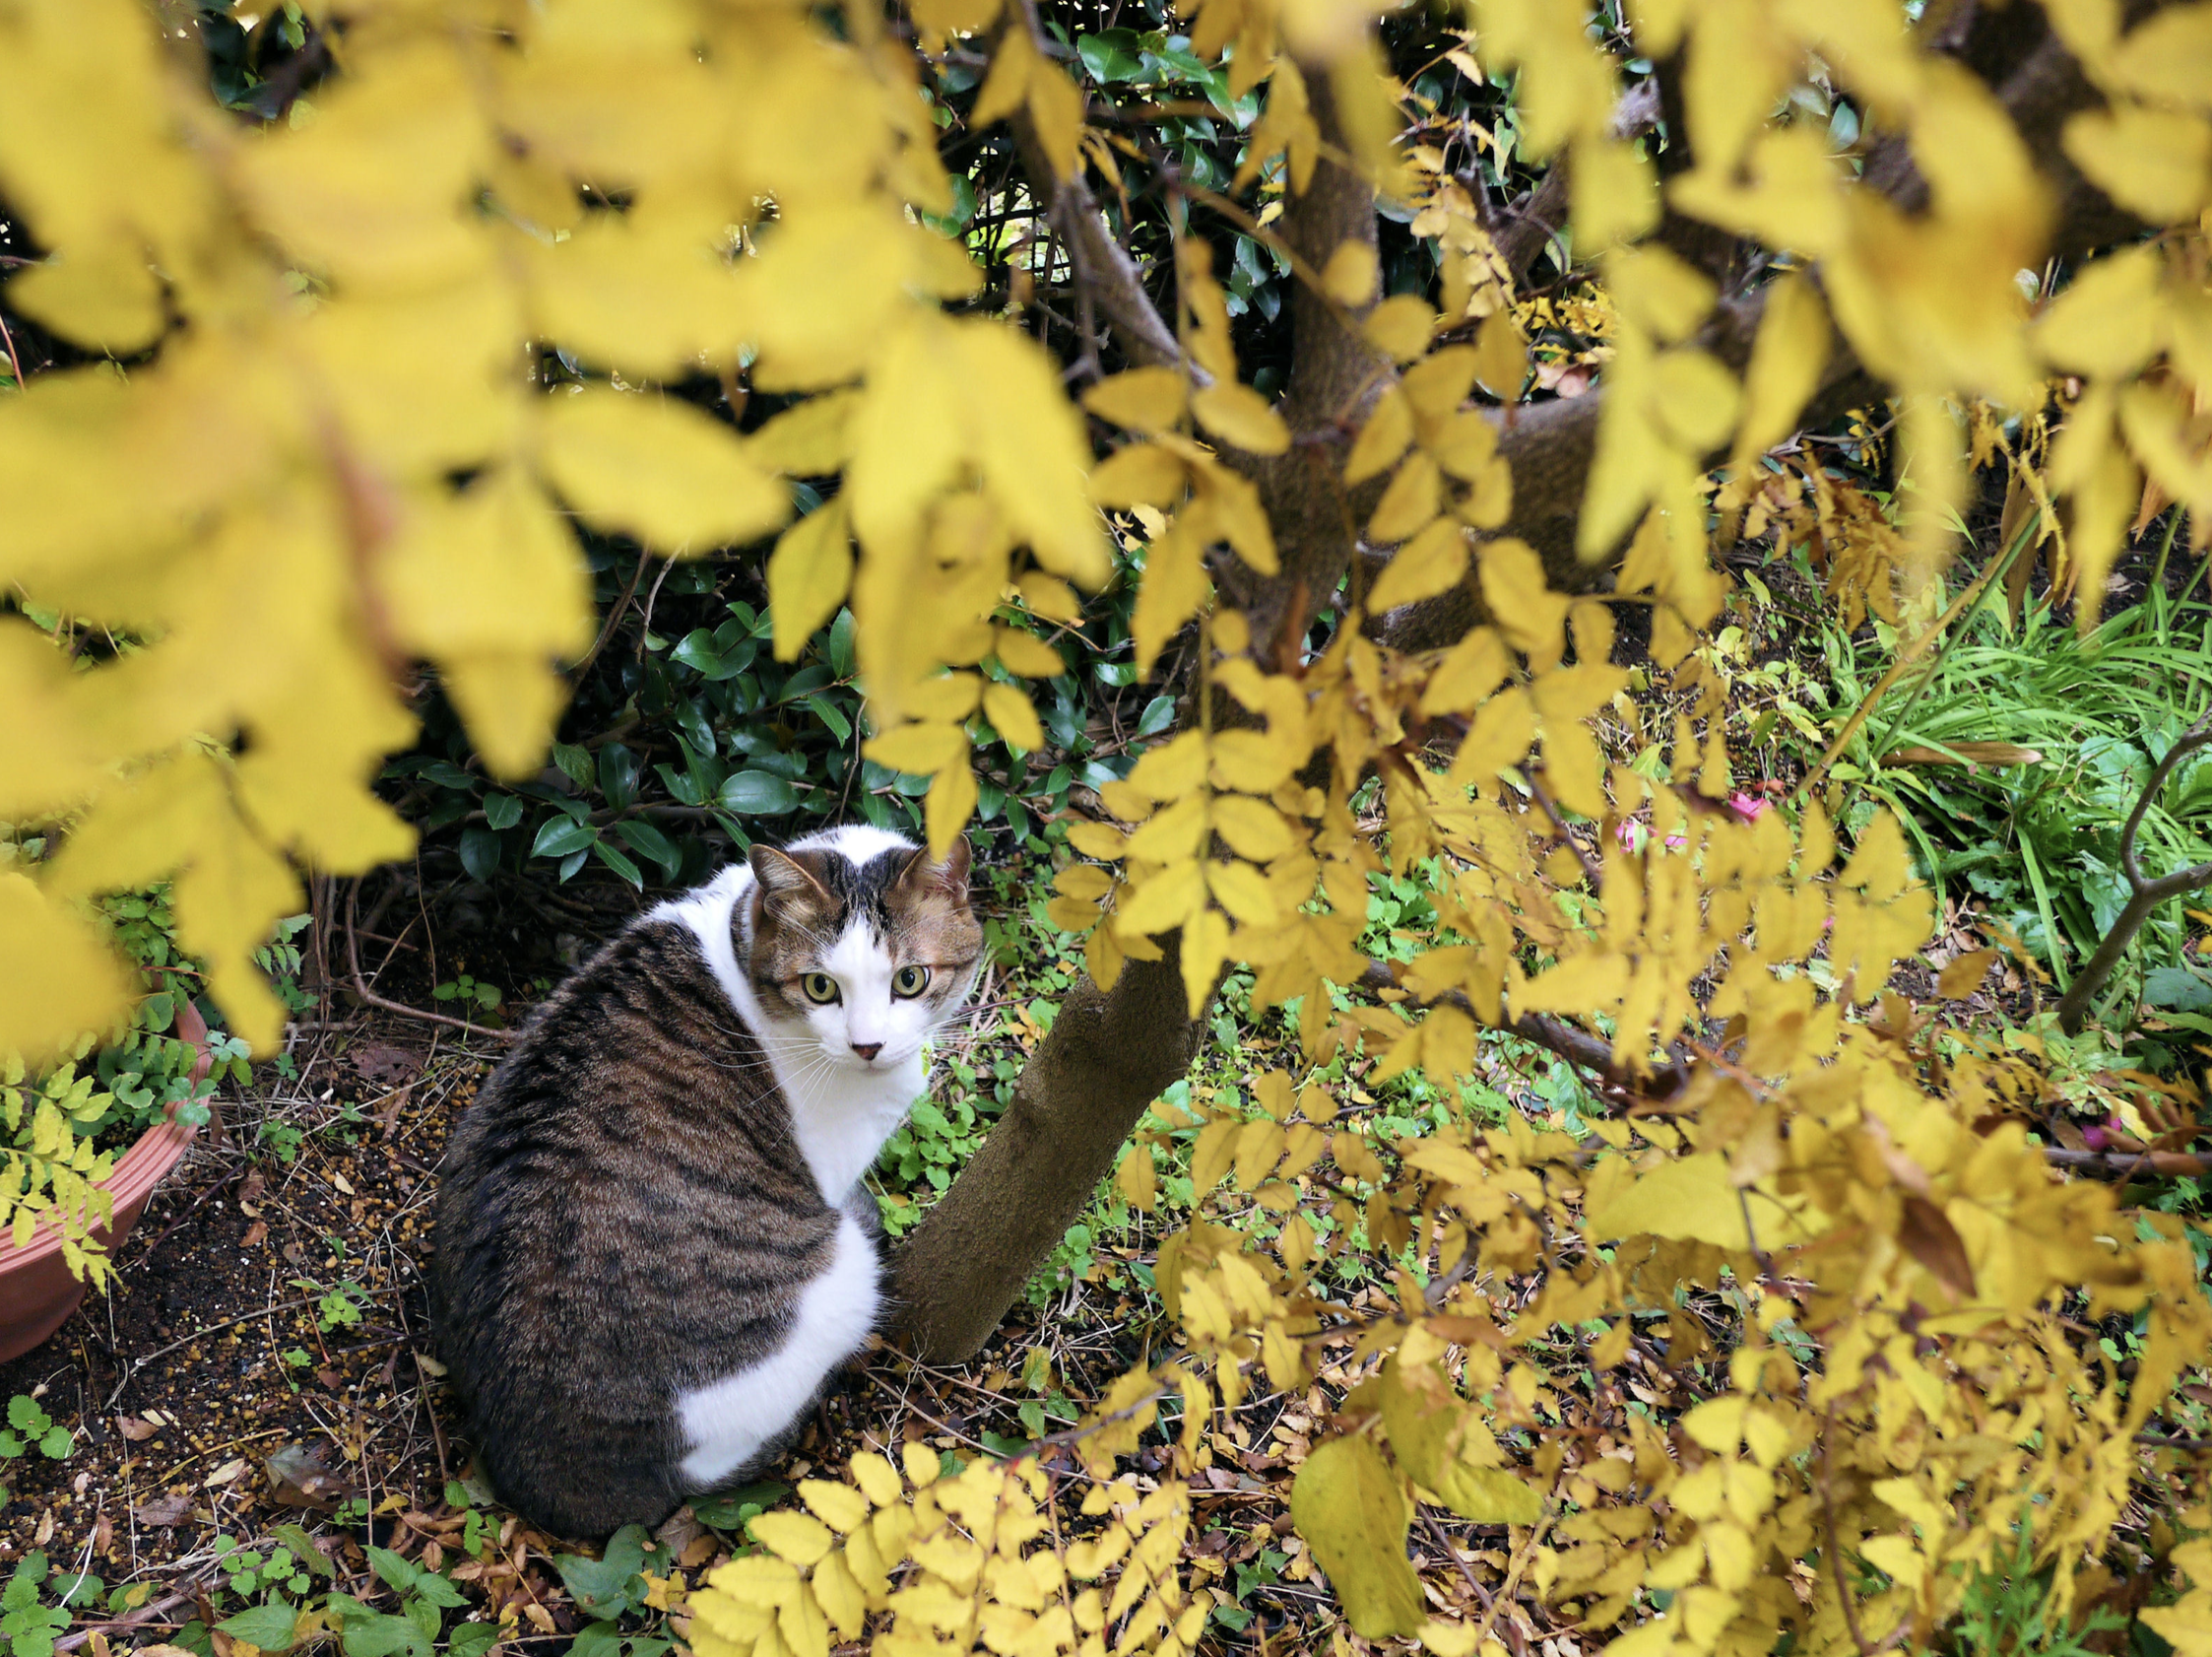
[0,988,209,1363]
[0,1115,198,1363]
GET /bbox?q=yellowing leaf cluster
[0,0,1107,1049]
[688,1445,1204,1657]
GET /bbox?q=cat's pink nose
[851,1041,882,1062]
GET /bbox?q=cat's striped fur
[430,828,981,1537]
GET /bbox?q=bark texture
[888,939,1201,1362]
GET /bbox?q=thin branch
[1358,959,1691,1103]
[0,307,24,390]
[571,547,653,681]
[1001,0,1184,372]
[347,878,517,1045]
[2044,1146,2212,1179]
[2056,718,2212,1035]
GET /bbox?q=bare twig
[1525,775,1601,893]
[0,307,24,390]
[1358,960,1691,1103]
[2056,720,2212,1034]
[572,548,653,681]
[346,879,517,1045]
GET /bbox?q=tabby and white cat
[430,826,982,1537]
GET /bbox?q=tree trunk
[888,938,1201,1362]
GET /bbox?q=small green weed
[0,1552,101,1657]
[0,1396,73,1465]
[553,1523,677,1657]
[431,974,503,1015]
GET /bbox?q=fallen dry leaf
[116,1415,157,1442]
[352,1043,424,1087]
[242,1221,268,1248]
[203,1457,247,1488]
[265,1443,345,1511]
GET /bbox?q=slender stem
[2055,719,2212,1035]
[0,309,23,391]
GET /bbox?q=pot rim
[0,1114,198,1275]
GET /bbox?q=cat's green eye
[800,972,841,1005]
[891,965,930,998]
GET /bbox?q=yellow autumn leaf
[1370,452,1443,544]
[994,627,1066,679]
[1322,239,1381,306]
[540,386,790,555]
[1081,367,1188,434]
[1585,1151,1753,1250]
[748,1511,835,1568]
[1469,309,1528,400]
[1365,518,1469,612]
[1732,272,1831,464]
[1362,295,1435,363]
[0,875,130,1064]
[2061,103,2212,224]
[981,682,1045,752]
[1089,443,1189,508]
[1344,387,1414,488]
[797,1480,870,1534]
[1190,382,1291,456]
[767,502,856,663]
[2036,246,2166,379]
[1289,1436,1427,1639]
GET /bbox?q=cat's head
[743,831,983,1071]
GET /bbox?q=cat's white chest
[767,1034,923,1206]
[673,1209,879,1489]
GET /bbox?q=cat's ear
[749,845,833,914]
[895,837,971,903]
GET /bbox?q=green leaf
[35,1426,70,1460]
[804,692,853,744]
[828,608,857,679]
[457,827,501,883]
[409,1570,467,1610]
[556,1538,643,1619]
[336,1610,424,1657]
[483,793,524,831]
[690,1482,791,1532]
[551,743,595,791]
[570,1622,623,1657]
[2145,966,2212,1012]
[1076,29,1145,82]
[446,1624,497,1657]
[364,1547,420,1597]
[403,1594,440,1641]
[1289,1435,1427,1639]
[217,1599,301,1653]
[613,820,683,881]
[7,1397,42,1432]
[719,771,801,816]
[592,838,645,889]
[531,817,599,859]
